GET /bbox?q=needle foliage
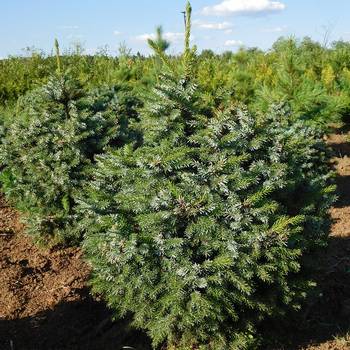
[0,72,141,244]
[78,3,335,348]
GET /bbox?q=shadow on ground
[0,291,151,350]
[262,125,350,349]
[334,175,350,208]
[260,235,350,350]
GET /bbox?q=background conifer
[0,69,141,244]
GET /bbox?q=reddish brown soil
[0,127,349,350]
[266,128,350,350]
[0,196,151,350]
[301,129,350,350]
[296,130,350,350]
[0,196,89,320]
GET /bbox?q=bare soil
[0,196,151,350]
[264,127,350,350]
[301,129,350,350]
[0,127,349,350]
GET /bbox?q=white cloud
[134,32,185,43]
[194,20,233,30]
[224,39,243,46]
[164,32,185,42]
[134,33,155,41]
[113,30,122,36]
[224,29,234,34]
[202,0,286,16]
[262,26,286,32]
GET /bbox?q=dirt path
[0,128,349,350]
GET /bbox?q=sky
[0,0,350,58]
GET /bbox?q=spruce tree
[79,3,334,348]
[0,70,140,244]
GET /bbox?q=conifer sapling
[0,64,140,244]
[79,3,334,349]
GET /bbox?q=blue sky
[0,0,349,57]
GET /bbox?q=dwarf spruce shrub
[79,4,334,349]
[80,103,334,348]
[0,72,140,244]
